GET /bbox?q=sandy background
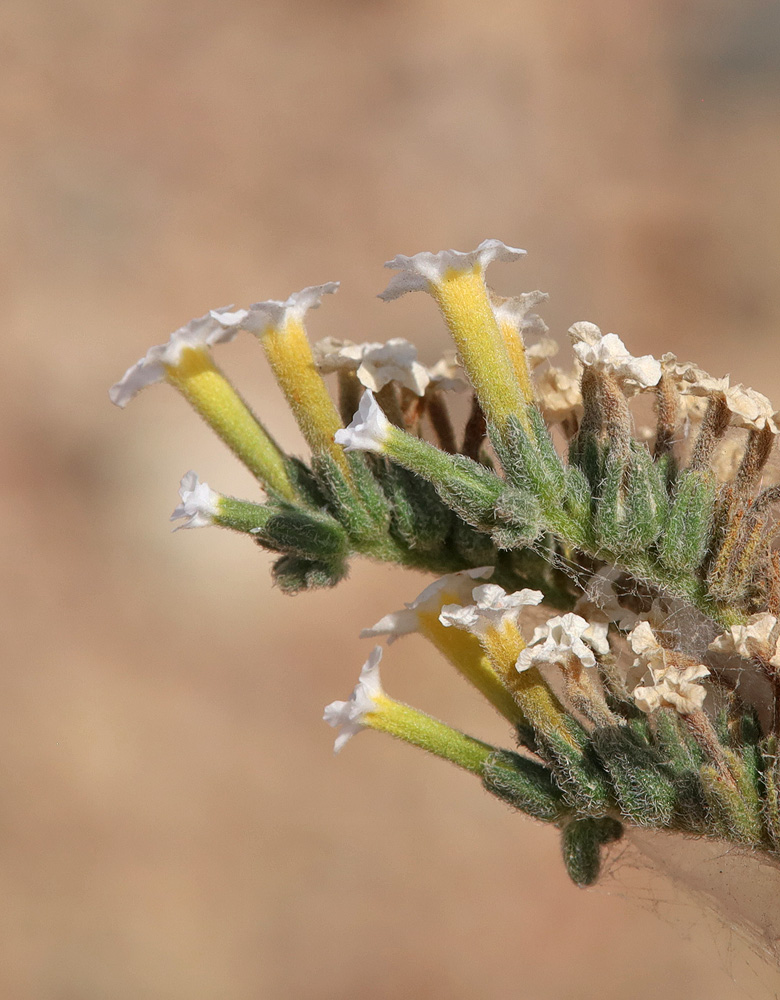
[4,0,780,996]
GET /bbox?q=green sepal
[650,711,709,832]
[651,708,703,774]
[592,450,626,552]
[700,751,764,845]
[491,487,543,549]
[561,817,623,888]
[590,725,677,827]
[282,456,329,508]
[271,553,347,593]
[562,465,593,539]
[385,428,505,528]
[311,452,390,548]
[536,730,613,817]
[451,518,499,569]
[481,749,565,823]
[759,737,780,851]
[377,463,454,554]
[247,505,349,562]
[659,469,716,574]
[492,411,566,503]
[624,443,668,551]
[570,432,604,498]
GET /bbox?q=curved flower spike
[439,584,543,637]
[379,239,526,301]
[323,646,384,753]
[516,613,609,673]
[109,307,242,408]
[569,323,662,392]
[334,390,392,454]
[170,471,220,530]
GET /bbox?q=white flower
[313,337,373,374]
[492,291,550,339]
[723,384,778,434]
[439,584,543,636]
[661,355,779,433]
[323,646,384,753]
[535,366,582,423]
[169,471,221,530]
[314,337,431,395]
[214,283,339,335]
[525,337,560,369]
[569,323,662,391]
[516,613,609,673]
[356,339,430,396]
[660,354,730,397]
[109,307,242,408]
[632,663,710,715]
[708,612,780,668]
[426,353,468,393]
[629,622,710,716]
[379,239,526,300]
[361,567,494,644]
[334,390,393,453]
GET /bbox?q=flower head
[356,339,430,396]
[569,323,662,391]
[213,283,339,336]
[629,621,710,715]
[660,354,729,397]
[334,390,393,454]
[491,291,550,339]
[426,353,468,393]
[661,354,778,433]
[323,646,384,753]
[312,337,370,374]
[361,567,494,643]
[109,307,242,408]
[439,584,543,636]
[708,612,780,668]
[516,613,609,673]
[169,471,221,530]
[535,366,582,423]
[379,239,526,300]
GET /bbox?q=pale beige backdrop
[3,0,780,997]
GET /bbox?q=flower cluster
[112,239,780,890]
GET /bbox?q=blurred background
[3,0,780,996]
